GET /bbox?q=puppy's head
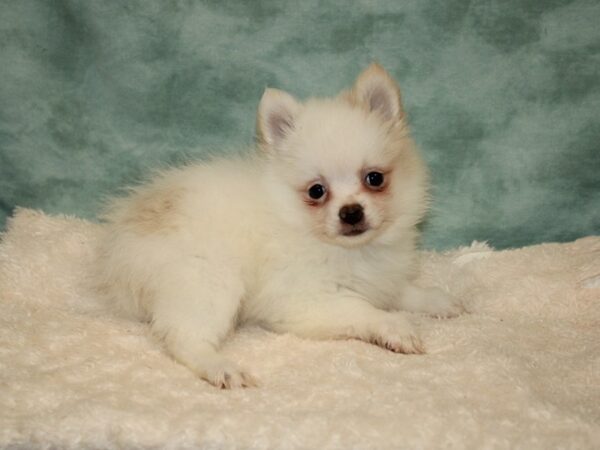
[257,64,428,248]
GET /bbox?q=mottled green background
[1,0,598,249]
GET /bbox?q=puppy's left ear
[350,63,404,123]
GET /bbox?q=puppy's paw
[400,285,465,318]
[369,319,425,354]
[198,356,258,389]
[422,288,465,318]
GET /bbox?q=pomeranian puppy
[96,64,461,388]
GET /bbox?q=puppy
[96,64,461,388]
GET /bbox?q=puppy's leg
[395,284,464,318]
[270,294,424,354]
[150,258,257,388]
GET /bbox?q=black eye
[308,183,326,200]
[365,171,384,188]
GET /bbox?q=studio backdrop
[1,0,598,249]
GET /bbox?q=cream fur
[95,65,461,388]
[1,209,599,448]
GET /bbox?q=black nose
[339,204,364,225]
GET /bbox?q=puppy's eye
[365,171,384,188]
[308,183,326,200]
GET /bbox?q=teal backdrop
[1,0,598,249]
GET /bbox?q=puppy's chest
[333,257,404,308]
[274,248,405,307]
[246,238,409,310]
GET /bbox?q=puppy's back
[94,156,265,319]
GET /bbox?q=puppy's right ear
[256,88,300,149]
[350,63,404,123]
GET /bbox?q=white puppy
[96,64,461,388]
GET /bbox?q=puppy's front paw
[400,285,465,318]
[422,288,465,318]
[369,319,425,354]
[198,356,258,389]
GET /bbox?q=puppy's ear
[350,63,404,123]
[257,88,300,148]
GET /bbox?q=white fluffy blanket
[1,208,599,449]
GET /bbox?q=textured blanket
[1,209,599,449]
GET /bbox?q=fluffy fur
[95,64,462,388]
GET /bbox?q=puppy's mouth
[341,225,369,237]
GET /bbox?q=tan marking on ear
[344,63,405,122]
